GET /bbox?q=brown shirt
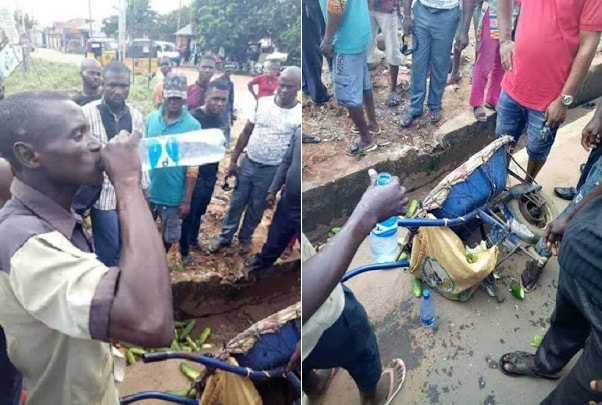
[0,178,120,404]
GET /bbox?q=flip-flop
[351,125,383,135]
[521,260,544,293]
[345,142,377,157]
[484,102,497,111]
[499,351,560,380]
[386,93,401,107]
[474,106,487,122]
[382,358,407,405]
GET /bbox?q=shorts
[302,285,382,393]
[496,90,557,162]
[332,51,372,108]
[367,11,404,66]
[151,203,182,244]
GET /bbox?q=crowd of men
[300,0,602,404]
[0,51,301,402]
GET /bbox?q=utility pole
[118,0,126,61]
[88,0,93,38]
[177,0,182,32]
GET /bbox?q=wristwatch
[560,94,574,106]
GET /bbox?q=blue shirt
[146,106,202,206]
[319,0,372,54]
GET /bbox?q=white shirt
[246,97,302,166]
[301,234,345,362]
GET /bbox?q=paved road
[311,102,599,405]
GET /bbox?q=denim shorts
[151,203,182,244]
[496,90,558,162]
[332,51,372,108]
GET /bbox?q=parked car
[155,41,181,66]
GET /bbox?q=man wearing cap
[147,72,201,254]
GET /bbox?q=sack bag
[409,216,499,301]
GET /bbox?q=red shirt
[186,82,208,111]
[502,0,602,111]
[250,74,279,98]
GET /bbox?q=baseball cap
[163,72,187,99]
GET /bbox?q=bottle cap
[423,289,430,299]
[376,172,393,186]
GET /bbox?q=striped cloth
[477,0,521,40]
[82,99,148,211]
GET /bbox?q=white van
[155,41,181,66]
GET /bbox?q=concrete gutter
[302,57,602,242]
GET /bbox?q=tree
[126,0,158,38]
[102,15,119,38]
[191,0,300,62]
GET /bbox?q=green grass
[4,61,155,117]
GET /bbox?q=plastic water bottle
[420,289,436,327]
[138,128,226,171]
[370,172,400,262]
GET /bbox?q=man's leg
[524,108,558,183]
[237,164,278,247]
[215,157,254,246]
[366,11,380,65]
[448,3,464,84]
[159,205,182,254]
[332,52,374,149]
[189,164,219,246]
[248,194,299,268]
[379,11,404,104]
[90,207,121,267]
[405,2,432,119]
[495,90,528,157]
[426,6,460,120]
[302,5,331,104]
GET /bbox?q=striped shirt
[82,99,148,211]
[419,0,460,9]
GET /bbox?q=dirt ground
[302,37,478,182]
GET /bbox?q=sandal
[381,358,407,405]
[429,110,442,124]
[484,102,497,111]
[521,260,544,292]
[400,112,420,128]
[351,125,382,135]
[474,106,487,122]
[345,142,377,157]
[499,351,560,380]
[386,93,401,107]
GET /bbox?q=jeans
[218,156,278,245]
[408,2,460,116]
[90,208,121,267]
[302,2,331,104]
[255,192,301,267]
[0,328,22,405]
[535,261,602,404]
[303,286,382,393]
[496,90,558,162]
[180,163,219,256]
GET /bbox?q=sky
[4,0,187,27]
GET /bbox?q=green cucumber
[179,362,201,381]
[126,349,136,366]
[406,200,419,217]
[197,327,211,346]
[510,281,525,300]
[411,276,422,298]
[398,251,409,262]
[180,320,196,341]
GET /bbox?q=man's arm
[456,0,476,50]
[545,31,601,128]
[320,0,345,57]
[179,168,197,218]
[227,120,255,176]
[268,129,297,196]
[302,170,409,321]
[104,130,174,347]
[497,0,514,71]
[401,0,414,33]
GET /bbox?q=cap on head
[163,72,188,99]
